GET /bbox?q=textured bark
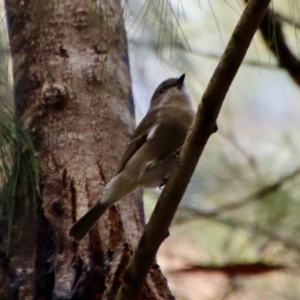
[2,0,172,299]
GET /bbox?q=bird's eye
[158,88,165,94]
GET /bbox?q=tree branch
[277,12,300,29]
[131,40,280,70]
[253,3,300,86]
[169,262,286,277]
[181,167,300,218]
[176,207,300,254]
[116,1,271,299]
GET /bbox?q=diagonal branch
[116,0,271,299]
[252,2,300,86]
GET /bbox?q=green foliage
[0,105,40,248]
[0,12,39,251]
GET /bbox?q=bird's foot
[159,178,168,190]
[175,148,185,166]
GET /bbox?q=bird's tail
[69,172,137,241]
[69,201,111,242]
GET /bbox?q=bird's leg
[158,148,185,191]
[175,148,185,166]
[159,178,168,190]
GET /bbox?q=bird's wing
[143,107,193,163]
[114,109,158,175]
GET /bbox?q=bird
[69,74,195,241]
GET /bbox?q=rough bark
[1,0,172,299]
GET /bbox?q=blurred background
[1,0,300,298]
[124,0,300,299]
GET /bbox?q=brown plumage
[69,74,195,241]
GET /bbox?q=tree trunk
[2,0,173,299]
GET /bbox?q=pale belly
[138,156,177,188]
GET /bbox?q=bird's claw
[175,148,185,166]
[159,178,168,190]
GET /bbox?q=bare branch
[176,206,300,254]
[169,262,286,277]
[253,3,300,86]
[220,130,263,183]
[181,167,300,218]
[189,49,279,69]
[130,40,280,69]
[277,12,300,29]
[116,1,271,299]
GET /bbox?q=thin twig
[277,12,300,29]
[181,167,300,218]
[116,1,271,299]
[176,206,300,254]
[219,130,263,184]
[130,40,280,69]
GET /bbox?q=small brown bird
[69,74,195,241]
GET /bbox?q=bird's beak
[177,74,185,88]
